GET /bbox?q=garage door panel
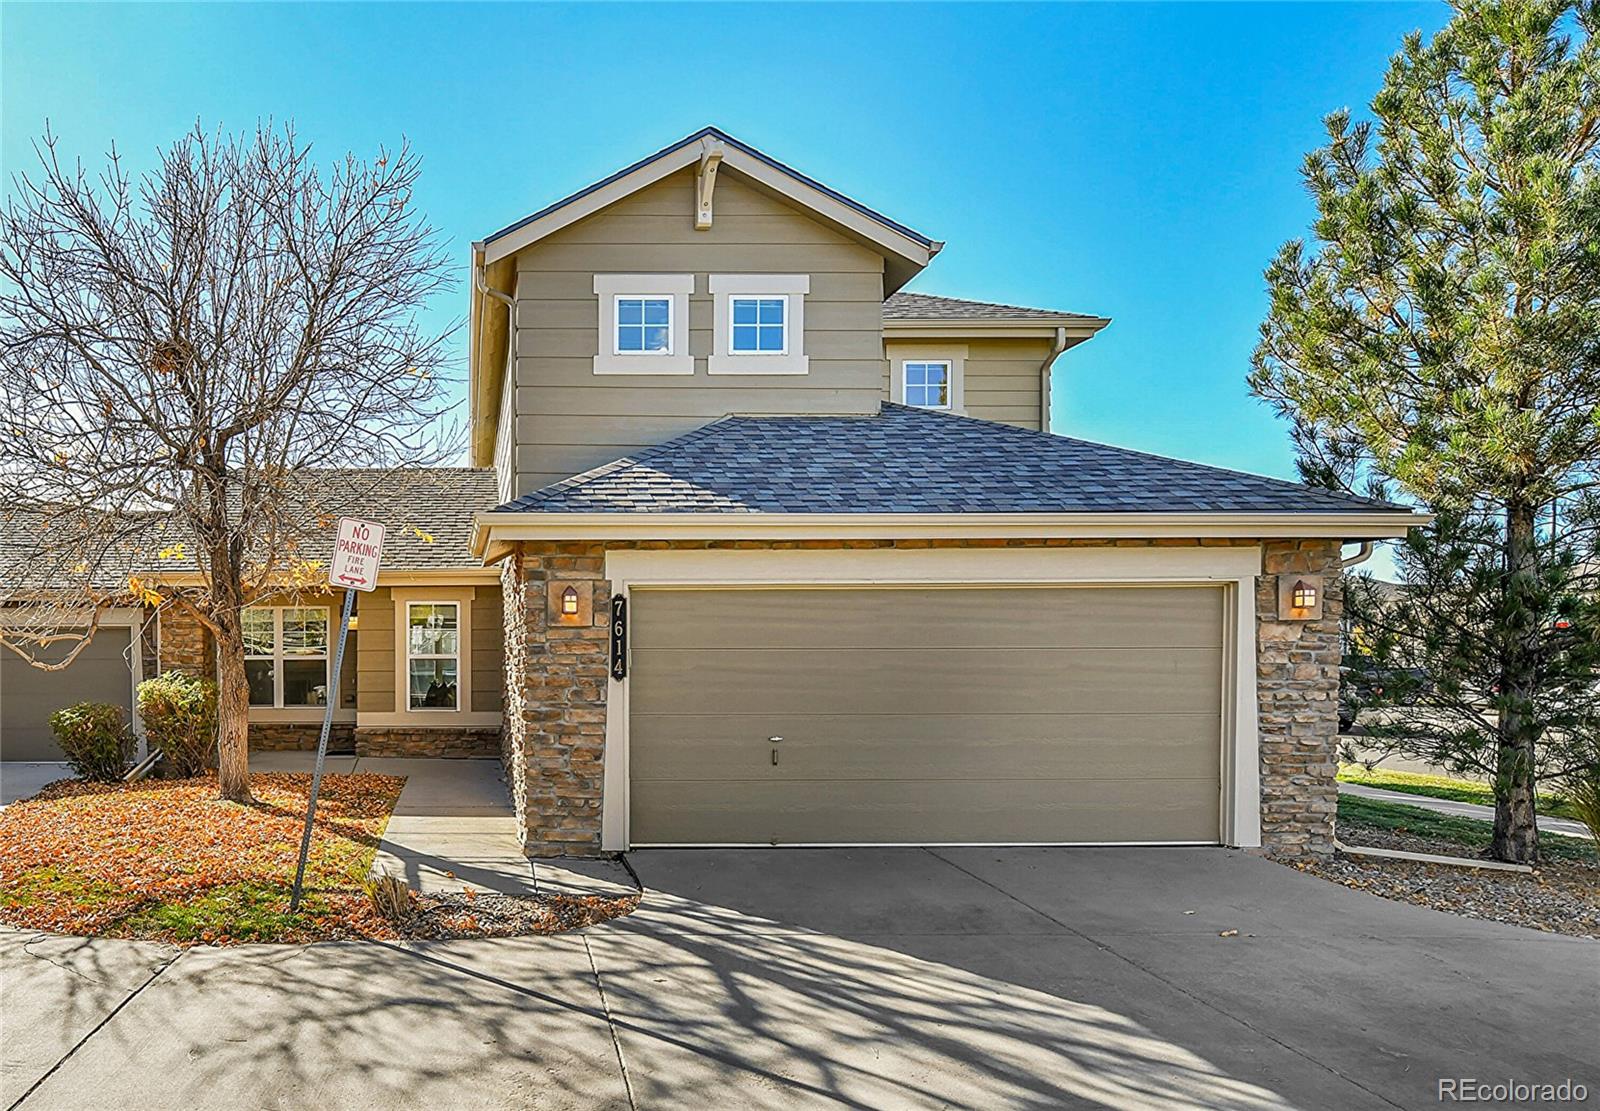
[1,628,134,761]
[628,585,1226,845]
[631,586,1223,651]
[631,646,1223,716]
[630,713,1223,782]
[631,778,1220,844]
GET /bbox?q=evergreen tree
[1251,0,1600,861]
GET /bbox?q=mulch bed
[1282,824,1600,939]
[0,774,636,945]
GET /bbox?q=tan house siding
[506,167,889,496]
[499,536,1339,859]
[883,336,1053,430]
[471,588,504,715]
[355,587,396,714]
[962,337,1052,429]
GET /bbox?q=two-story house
[0,127,1422,861]
[464,127,1420,859]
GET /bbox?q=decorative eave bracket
[695,138,725,230]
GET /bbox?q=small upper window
[904,361,951,409]
[730,297,786,354]
[615,297,672,354]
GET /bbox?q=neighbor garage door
[628,586,1224,845]
[0,628,134,761]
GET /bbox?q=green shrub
[137,671,217,777]
[1556,759,1600,851]
[47,702,133,782]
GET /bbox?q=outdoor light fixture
[1292,580,1318,610]
[561,586,580,616]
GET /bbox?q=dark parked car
[1338,665,1430,733]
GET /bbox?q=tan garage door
[0,628,134,761]
[628,586,1224,845]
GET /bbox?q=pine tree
[1251,0,1600,861]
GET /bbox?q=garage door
[628,586,1224,845]
[0,628,134,761]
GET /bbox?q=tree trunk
[211,600,254,804]
[1491,499,1540,863]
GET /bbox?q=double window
[406,602,460,711]
[243,606,330,708]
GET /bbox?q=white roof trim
[472,510,1427,558]
[481,141,935,271]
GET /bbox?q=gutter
[470,509,1432,559]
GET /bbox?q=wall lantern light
[548,581,593,626]
[1277,573,1324,621]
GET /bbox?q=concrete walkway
[1338,780,1591,839]
[0,763,72,808]
[3,847,1593,1109]
[251,752,633,897]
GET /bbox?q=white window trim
[709,273,809,375]
[599,545,1262,853]
[243,605,331,711]
[727,294,790,356]
[890,344,967,413]
[404,600,463,713]
[593,274,693,375]
[359,586,493,728]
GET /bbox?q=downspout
[474,259,515,311]
[1040,326,1067,434]
[1340,541,1375,569]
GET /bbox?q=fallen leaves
[0,772,404,944]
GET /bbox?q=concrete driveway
[4,848,1594,1110]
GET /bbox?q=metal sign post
[289,517,384,914]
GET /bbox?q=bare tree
[0,123,457,802]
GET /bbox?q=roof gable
[476,127,939,290]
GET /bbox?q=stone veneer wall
[355,728,501,758]
[1255,539,1345,857]
[501,537,1347,860]
[157,605,211,674]
[249,722,355,752]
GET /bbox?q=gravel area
[1281,826,1600,939]
[402,891,640,940]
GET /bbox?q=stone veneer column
[501,543,610,857]
[1256,539,1345,856]
[157,605,212,675]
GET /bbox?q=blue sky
[3,1,1445,566]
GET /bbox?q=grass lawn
[0,773,405,944]
[1337,763,1581,821]
[1337,793,1598,864]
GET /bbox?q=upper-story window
[593,275,692,375]
[615,296,672,354]
[710,274,809,375]
[903,361,951,409]
[730,297,787,354]
[891,345,967,413]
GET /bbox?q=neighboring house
[0,470,504,761]
[1,126,1424,859]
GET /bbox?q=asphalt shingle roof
[494,404,1405,516]
[1,468,497,591]
[883,292,1101,321]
